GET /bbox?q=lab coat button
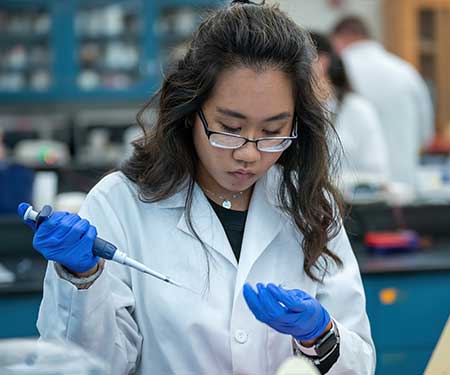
[234,329,248,344]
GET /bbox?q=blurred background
[0,1,449,374]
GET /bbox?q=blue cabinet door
[363,272,450,375]
[0,293,42,338]
[376,349,433,375]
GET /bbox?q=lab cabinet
[363,271,450,375]
[0,218,46,339]
[0,293,41,338]
[74,1,144,92]
[0,0,223,102]
[375,350,433,375]
[0,0,158,101]
[0,1,53,95]
[157,3,218,68]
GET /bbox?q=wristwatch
[293,321,340,358]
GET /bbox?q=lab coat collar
[171,167,286,273]
[233,169,287,304]
[153,182,188,209]
[155,167,282,209]
[176,183,238,267]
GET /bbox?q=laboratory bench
[0,255,46,339]
[0,215,46,339]
[1,206,450,375]
[346,202,450,375]
[356,245,450,375]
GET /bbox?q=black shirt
[209,200,339,374]
[208,198,248,262]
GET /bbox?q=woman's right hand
[18,203,99,274]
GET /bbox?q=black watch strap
[314,343,340,374]
[293,322,340,375]
[317,327,339,357]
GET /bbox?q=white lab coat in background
[37,169,375,375]
[334,92,390,182]
[341,41,434,186]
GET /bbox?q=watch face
[316,330,338,357]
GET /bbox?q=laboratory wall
[276,0,383,40]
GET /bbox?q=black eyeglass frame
[197,109,298,152]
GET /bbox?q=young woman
[19,2,375,374]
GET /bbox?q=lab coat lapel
[176,185,238,268]
[233,171,286,303]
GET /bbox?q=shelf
[0,34,49,44]
[0,65,51,73]
[73,86,154,98]
[76,33,141,42]
[0,85,155,102]
[160,0,224,7]
[78,64,139,72]
[0,0,225,102]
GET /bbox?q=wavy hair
[121,1,343,281]
[310,31,352,106]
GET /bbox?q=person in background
[331,16,434,186]
[310,31,389,187]
[18,2,375,374]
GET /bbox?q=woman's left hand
[243,283,331,342]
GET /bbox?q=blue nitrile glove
[243,282,331,342]
[18,202,99,274]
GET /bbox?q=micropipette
[23,204,196,293]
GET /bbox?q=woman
[19,2,375,374]
[310,31,389,186]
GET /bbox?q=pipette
[22,204,196,293]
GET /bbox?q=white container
[32,171,58,210]
[0,338,109,374]
[54,192,87,213]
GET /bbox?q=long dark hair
[310,31,352,105]
[121,1,343,282]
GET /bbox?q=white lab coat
[37,169,375,375]
[341,41,434,186]
[334,92,390,182]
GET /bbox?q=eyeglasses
[197,109,298,153]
